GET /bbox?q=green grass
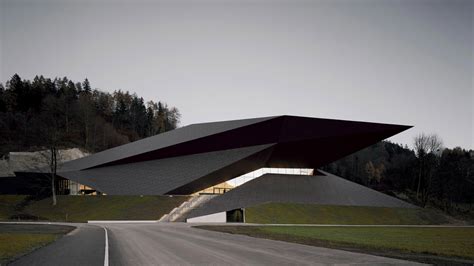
[246,203,451,225]
[0,224,73,264]
[4,195,189,222]
[198,225,474,263]
[0,195,28,220]
[0,233,57,264]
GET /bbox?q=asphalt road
[11,223,422,265]
[10,223,104,266]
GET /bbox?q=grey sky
[1,0,473,149]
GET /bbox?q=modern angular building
[16,115,414,222]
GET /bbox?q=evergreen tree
[82,78,92,94]
[30,76,46,111]
[0,83,5,112]
[0,75,180,154]
[7,74,25,111]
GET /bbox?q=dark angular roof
[58,116,276,172]
[26,115,411,195]
[59,144,274,195]
[58,115,410,171]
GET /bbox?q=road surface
[9,223,104,266]
[12,223,422,265]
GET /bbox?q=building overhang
[16,115,412,195]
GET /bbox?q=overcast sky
[1,0,473,149]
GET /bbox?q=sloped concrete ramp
[187,171,415,219]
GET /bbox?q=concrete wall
[187,212,226,223]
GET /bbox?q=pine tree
[7,74,25,111]
[82,78,92,94]
[0,83,5,112]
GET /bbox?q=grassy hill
[245,203,452,225]
[198,225,474,263]
[1,197,456,224]
[0,195,27,220]
[1,195,189,222]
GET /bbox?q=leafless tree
[40,96,65,205]
[365,161,385,185]
[414,133,443,206]
[34,138,64,206]
[18,146,63,206]
[48,147,59,205]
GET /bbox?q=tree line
[323,136,474,213]
[0,74,181,156]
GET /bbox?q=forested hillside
[323,141,474,215]
[0,74,180,156]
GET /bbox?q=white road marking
[88,220,158,224]
[103,227,109,266]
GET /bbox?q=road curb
[88,220,159,224]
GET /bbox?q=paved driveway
[12,222,422,265]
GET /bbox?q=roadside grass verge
[0,195,189,222]
[197,225,474,264]
[20,195,189,222]
[0,224,74,264]
[246,203,451,225]
[0,195,28,220]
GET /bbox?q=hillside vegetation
[323,140,473,215]
[1,195,189,222]
[245,203,453,225]
[0,74,180,156]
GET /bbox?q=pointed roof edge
[58,115,279,172]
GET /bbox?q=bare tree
[365,161,385,185]
[48,146,59,206]
[40,95,65,205]
[17,146,64,206]
[414,134,427,198]
[33,134,64,206]
[413,133,442,206]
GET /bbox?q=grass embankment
[0,224,73,264]
[246,203,451,225]
[198,225,474,263]
[24,195,189,222]
[0,195,189,222]
[0,195,27,220]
